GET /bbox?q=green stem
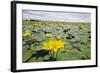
[51,50,54,58]
[49,50,53,58]
[50,51,52,57]
[56,49,59,60]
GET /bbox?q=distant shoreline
[23,19,90,25]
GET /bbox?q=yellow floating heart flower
[23,30,32,37]
[52,40,64,52]
[42,40,54,50]
[45,33,52,38]
[42,39,64,52]
[55,35,61,40]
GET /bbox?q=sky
[22,10,91,23]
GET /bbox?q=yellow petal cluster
[42,40,54,50]
[55,35,61,40]
[23,30,32,37]
[42,39,64,52]
[53,40,64,52]
[45,33,52,38]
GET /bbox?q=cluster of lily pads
[22,20,91,63]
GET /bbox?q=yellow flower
[23,30,32,37]
[42,40,53,50]
[55,35,61,39]
[52,40,64,52]
[42,39,64,52]
[45,33,52,38]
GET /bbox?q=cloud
[23,10,91,22]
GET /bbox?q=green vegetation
[22,20,91,63]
